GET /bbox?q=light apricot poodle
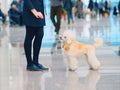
[60,30,103,71]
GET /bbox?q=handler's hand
[31,9,44,19]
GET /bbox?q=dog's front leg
[67,56,78,71]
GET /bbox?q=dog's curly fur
[61,30,103,71]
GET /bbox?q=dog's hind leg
[86,51,101,70]
[84,54,93,69]
[68,57,78,71]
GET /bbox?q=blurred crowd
[0,0,120,27]
[50,0,120,36]
[64,0,120,19]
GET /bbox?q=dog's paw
[68,68,76,72]
[89,67,99,71]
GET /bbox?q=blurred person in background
[19,0,24,13]
[11,0,19,9]
[94,0,99,16]
[75,0,83,18]
[63,0,74,25]
[118,0,120,14]
[113,6,117,16]
[8,4,23,26]
[104,0,108,11]
[50,0,63,35]
[88,0,94,11]
[98,0,104,15]
[108,0,111,12]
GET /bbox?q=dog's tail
[94,38,103,48]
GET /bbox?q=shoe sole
[26,69,43,71]
[26,69,49,71]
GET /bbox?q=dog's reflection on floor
[65,70,101,90]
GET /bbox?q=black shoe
[35,63,49,71]
[26,64,42,71]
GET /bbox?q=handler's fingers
[38,12,44,19]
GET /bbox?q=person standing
[23,0,48,71]
[50,0,63,35]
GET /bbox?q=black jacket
[23,0,45,27]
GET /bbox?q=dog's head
[60,30,76,44]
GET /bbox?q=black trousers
[50,6,62,34]
[24,26,44,67]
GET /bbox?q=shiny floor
[0,10,120,90]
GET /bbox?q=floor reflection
[44,54,66,90]
[24,72,43,90]
[65,70,100,90]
